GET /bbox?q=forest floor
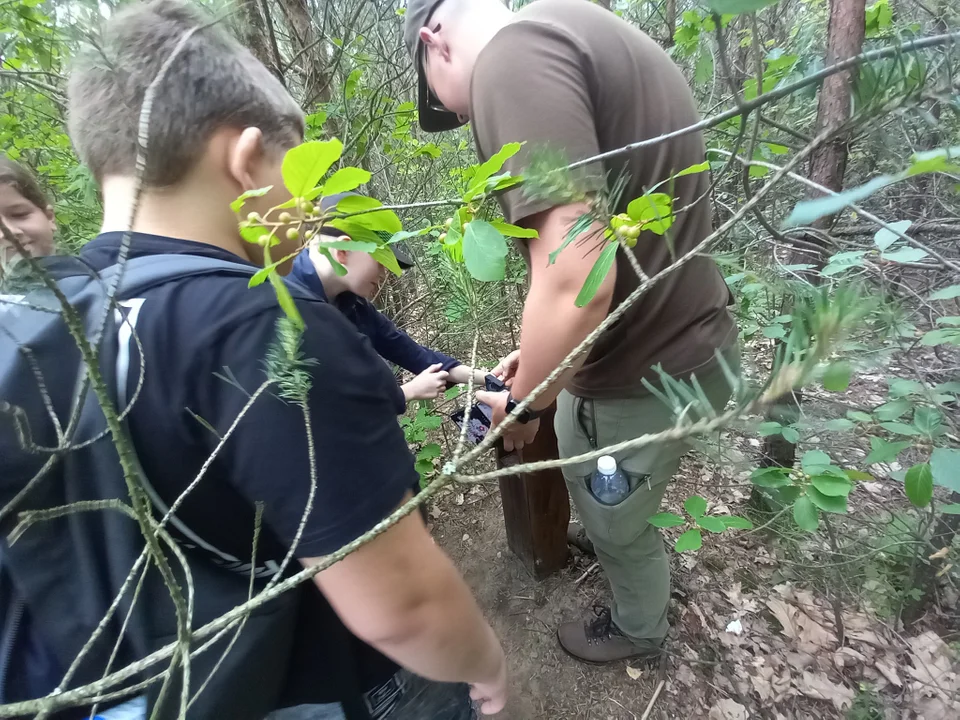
[429,366,960,719]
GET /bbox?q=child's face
[341,248,389,300]
[0,183,56,266]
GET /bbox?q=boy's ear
[331,247,349,266]
[44,205,56,229]
[227,127,266,191]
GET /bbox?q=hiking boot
[567,522,595,556]
[557,605,663,665]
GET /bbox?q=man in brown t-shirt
[405,0,738,664]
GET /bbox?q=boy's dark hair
[67,0,304,186]
[0,155,50,210]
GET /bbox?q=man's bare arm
[303,499,506,710]
[510,201,617,408]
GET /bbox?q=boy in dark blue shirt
[289,193,487,402]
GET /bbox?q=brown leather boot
[557,605,663,665]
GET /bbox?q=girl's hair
[0,155,50,210]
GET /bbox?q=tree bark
[762,0,866,470]
[664,0,676,48]
[277,0,330,107]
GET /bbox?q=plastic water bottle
[590,455,630,505]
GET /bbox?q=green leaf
[248,260,284,288]
[874,399,911,421]
[317,239,378,253]
[674,161,711,179]
[371,246,402,276]
[940,504,960,515]
[823,361,852,392]
[626,193,674,235]
[825,418,855,431]
[319,167,371,196]
[793,496,819,531]
[267,272,304,330]
[913,407,943,438]
[921,328,960,347]
[549,213,595,265]
[694,50,714,84]
[762,325,786,339]
[418,443,443,461]
[415,459,434,476]
[847,410,873,423]
[757,421,783,436]
[684,495,708,519]
[750,467,793,489]
[648,512,686,528]
[329,196,403,239]
[879,422,921,436]
[674,529,703,552]
[464,142,522,200]
[808,486,848,514]
[801,450,833,474]
[881,247,929,264]
[444,386,462,400]
[697,516,726,533]
[784,175,892,228]
[575,242,618,308]
[721,516,754,530]
[489,220,538,239]
[782,426,800,444]
[889,378,925,397]
[905,146,960,177]
[931,449,960,492]
[705,0,778,15]
[282,140,343,197]
[929,284,960,301]
[873,220,912,251]
[864,437,912,465]
[904,463,934,508]
[462,220,508,282]
[810,474,853,498]
[846,469,874,482]
[230,185,273,213]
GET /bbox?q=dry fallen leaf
[625,665,642,680]
[874,655,902,688]
[765,596,835,654]
[929,546,950,561]
[797,671,855,711]
[708,699,748,720]
[907,631,959,700]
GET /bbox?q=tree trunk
[277,0,330,107]
[664,0,676,48]
[235,0,279,77]
[762,0,866,470]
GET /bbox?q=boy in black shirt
[1,1,507,717]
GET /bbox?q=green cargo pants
[554,349,740,650]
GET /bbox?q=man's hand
[475,389,540,452]
[470,644,508,715]
[402,363,449,401]
[492,350,520,387]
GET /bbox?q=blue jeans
[266,670,475,720]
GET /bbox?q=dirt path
[432,448,960,719]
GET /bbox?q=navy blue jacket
[290,251,459,375]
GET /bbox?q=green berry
[278,211,292,223]
[258,234,270,246]
[247,211,260,222]
[286,228,300,241]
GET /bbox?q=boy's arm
[364,301,460,374]
[307,502,506,710]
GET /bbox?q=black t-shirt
[80,232,415,688]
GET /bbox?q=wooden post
[496,403,570,579]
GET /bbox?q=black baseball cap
[319,193,415,270]
[403,0,467,133]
